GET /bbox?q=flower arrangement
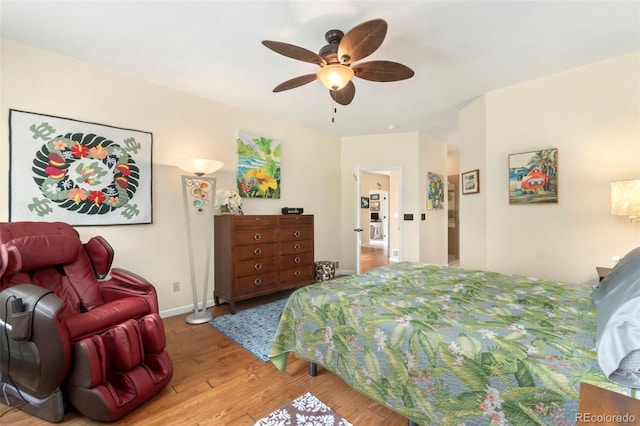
[215,189,242,214]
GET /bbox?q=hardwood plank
[0,293,407,425]
[360,246,389,273]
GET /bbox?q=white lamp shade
[316,64,354,90]
[611,179,640,217]
[176,158,223,176]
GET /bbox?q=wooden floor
[0,291,408,426]
[360,246,389,273]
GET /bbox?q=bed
[269,253,640,425]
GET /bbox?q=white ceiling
[1,1,639,149]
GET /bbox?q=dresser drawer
[279,252,313,269]
[234,215,278,229]
[236,229,277,245]
[235,257,277,277]
[235,272,278,296]
[235,243,277,261]
[278,226,313,242]
[279,215,313,227]
[279,265,314,286]
[279,239,313,255]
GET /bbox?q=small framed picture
[461,169,480,195]
[360,197,369,208]
[508,148,558,204]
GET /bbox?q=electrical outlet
[172,282,180,292]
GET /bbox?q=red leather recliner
[0,221,173,422]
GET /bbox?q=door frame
[355,165,403,274]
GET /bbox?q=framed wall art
[236,132,281,199]
[360,197,369,208]
[461,169,480,195]
[427,171,445,210]
[508,148,558,204]
[9,109,153,225]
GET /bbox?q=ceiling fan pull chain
[331,100,337,123]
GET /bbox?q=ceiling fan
[262,19,414,106]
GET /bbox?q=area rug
[252,392,352,426]
[208,298,287,362]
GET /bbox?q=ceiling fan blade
[330,81,356,105]
[273,74,318,92]
[338,19,387,64]
[262,40,326,66]
[352,60,414,82]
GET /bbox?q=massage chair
[0,221,173,422]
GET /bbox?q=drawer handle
[294,270,301,277]
[254,248,262,256]
[294,256,301,264]
[254,263,262,271]
[253,233,262,241]
[293,230,301,238]
[254,278,262,286]
[294,243,301,251]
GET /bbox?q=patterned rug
[252,392,352,426]
[208,298,287,362]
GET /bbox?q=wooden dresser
[213,214,314,313]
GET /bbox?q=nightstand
[596,266,613,281]
[577,382,640,425]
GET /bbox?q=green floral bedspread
[269,262,627,425]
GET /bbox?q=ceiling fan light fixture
[316,64,354,90]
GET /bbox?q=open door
[355,165,403,274]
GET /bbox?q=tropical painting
[427,171,444,210]
[508,148,558,204]
[236,133,281,198]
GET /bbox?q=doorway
[356,167,402,274]
[447,174,460,266]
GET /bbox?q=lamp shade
[176,158,223,176]
[611,179,640,218]
[316,64,355,90]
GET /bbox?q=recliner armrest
[64,297,149,341]
[101,268,159,314]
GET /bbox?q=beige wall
[459,96,489,270]
[459,53,640,285]
[0,39,342,316]
[419,133,448,265]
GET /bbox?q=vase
[220,205,233,215]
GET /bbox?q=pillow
[610,350,640,388]
[592,246,640,303]
[594,246,640,388]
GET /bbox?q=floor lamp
[176,158,223,324]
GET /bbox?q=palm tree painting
[236,133,281,199]
[508,148,558,204]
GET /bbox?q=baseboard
[159,299,216,319]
